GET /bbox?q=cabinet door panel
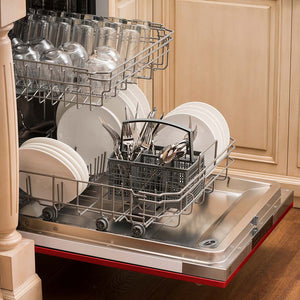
[288,0,300,177]
[154,0,291,174]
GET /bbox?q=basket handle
[120,118,195,162]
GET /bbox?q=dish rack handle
[120,118,195,162]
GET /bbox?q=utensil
[155,112,217,172]
[99,117,123,159]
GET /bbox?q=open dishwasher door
[18,177,293,288]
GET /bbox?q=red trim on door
[35,202,293,288]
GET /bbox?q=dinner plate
[21,143,81,186]
[168,105,226,156]
[22,137,89,184]
[56,92,137,127]
[122,86,148,118]
[57,105,122,171]
[154,112,218,173]
[21,140,88,193]
[128,84,151,117]
[173,102,230,148]
[19,146,79,203]
[56,93,85,124]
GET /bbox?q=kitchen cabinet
[109,0,300,204]
[288,0,300,206]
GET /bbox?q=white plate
[128,84,151,117]
[56,93,85,124]
[122,87,148,118]
[21,139,88,193]
[155,112,218,173]
[22,137,89,184]
[168,105,226,155]
[19,146,79,203]
[56,92,138,128]
[57,105,122,171]
[21,143,82,191]
[173,102,230,148]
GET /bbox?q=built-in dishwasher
[14,5,293,288]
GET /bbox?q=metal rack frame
[14,14,173,108]
[19,137,235,237]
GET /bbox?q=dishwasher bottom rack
[19,138,235,237]
[18,177,294,286]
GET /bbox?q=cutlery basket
[108,147,204,196]
[108,119,205,204]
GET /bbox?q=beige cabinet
[153,0,293,174]
[288,0,300,178]
[111,0,300,202]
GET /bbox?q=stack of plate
[154,102,230,174]
[56,84,151,170]
[19,137,89,203]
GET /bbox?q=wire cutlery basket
[108,120,204,199]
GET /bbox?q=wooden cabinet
[288,0,300,178]
[110,0,300,202]
[153,0,293,175]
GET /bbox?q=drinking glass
[95,26,117,49]
[30,38,54,55]
[55,21,71,47]
[40,49,73,92]
[60,41,88,68]
[85,52,117,97]
[13,44,40,92]
[71,23,94,55]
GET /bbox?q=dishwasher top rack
[12,10,174,108]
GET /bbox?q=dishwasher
[12,2,293,289]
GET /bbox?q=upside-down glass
[13,44,40,92]
[60,41,88,68]
[30,38,54,55]
[84,52,117,99]
[40,49,73,93]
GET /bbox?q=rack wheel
[131,224,145,238]
[96,217,109,231]
[42,206,57,222]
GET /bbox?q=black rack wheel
[96,217,109,231]
[42,206,57,222]
[131,224,146,238]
